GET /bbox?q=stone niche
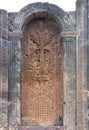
[0,2,78,130]
[1,1,89,130]
[21,17,63,126]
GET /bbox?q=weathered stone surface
[0,1,89,130]
[76,0,89,130]
[8,13,18,32]
[21,17,63,126]
[63,37,76,130]
[9,126,18,130]
[14,2,75,31]
[18,126,63,130]
[8,37,21,125]
[0,9,8,128]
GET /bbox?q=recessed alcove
[21,16,63,126]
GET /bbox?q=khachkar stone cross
[28,21,55,82]
[21,19,63,126]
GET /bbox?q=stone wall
[0,9,8,129]
[0,1,88,130]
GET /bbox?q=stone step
[18,126,63,130]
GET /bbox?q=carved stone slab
[21,18,63,126]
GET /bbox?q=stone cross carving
[28,24,55,82]
[21,19,63,126]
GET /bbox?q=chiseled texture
[21,18,63,126]
[0,1,89,130]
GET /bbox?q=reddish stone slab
[21,18,63,125]
[18,126,63,130]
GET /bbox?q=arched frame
[8,2,76,130]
